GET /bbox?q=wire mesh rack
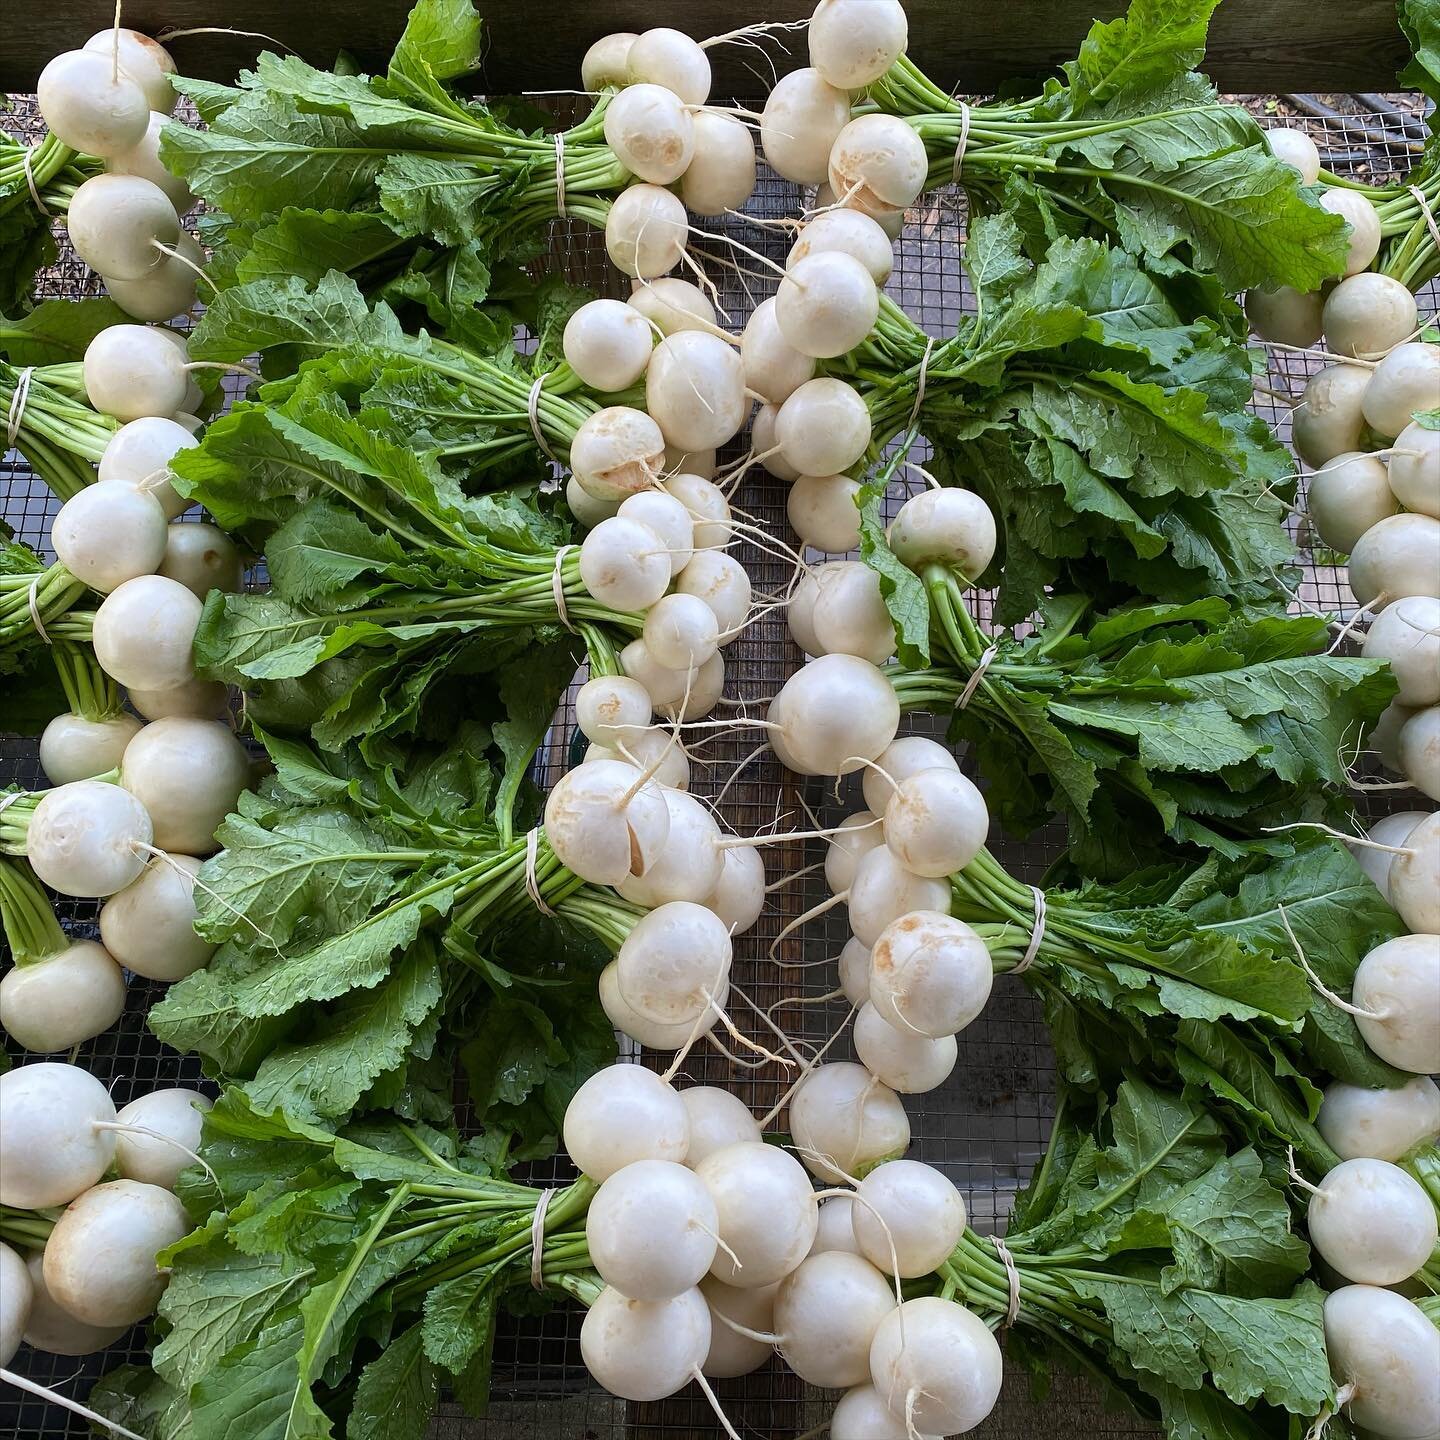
[1,94,1433,1440]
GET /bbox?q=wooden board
[1,0,1412,96]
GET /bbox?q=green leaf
[265,501,412,603]
[1071,0,1221,103]
[491,637,582,841]
[388,0,484,97]
[233,209,409,288]
[347,1325,438,1440]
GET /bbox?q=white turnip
[788,473,862,553]
[98,415,198,519]
[626,28,710,105]
[774,1250,896,1388]
[1292,364,1371,470]
[37,50,149,156]
[0,940,126,1053]
[0,1063,117,1208]
[1350,932,1440,1072]
[679,111,756,216]
[1245,286,1323,348]
[570,406,668,502]
[741,297,815,406]
[586,1159,719,1301]
[38,712,142,786]
[1303,1157,1437,1285]
[603,83,695,186]
[580,1285,711,1401]
[1320,190,1382,276]
[868,1297,1004,1436]
[114,1088,211,1190]
[1398,705,1440,799]
[25,780,152,898]
[122,718,250,857]
[563,299,654,393]
[788,1061,910,1183]
[775,377,871,476]
[1348,514,1440,608]
[1323,1285,1440,1440]
[852,1159,966,1279]
[882,766,988,878]
[853,1002,957,1094]
[847,847,950,947]
[579,515,671,611]
[82,29,177,114]
[562,1063,690,1181]
[1389,420,1440,517]
[1323,272,1418,359]
[1265,127,1320,184]
[20,1252,127,1356]
[68,175,180,283]
[760,68,850,185]
[827,115,928,222]
[1317,1076,1440,1163]
[869,910,993,1038]
[680,1087,761,1168]
[887,487,997,579]
[646,331,747,451]
[775,250,879,360]
[606,184,689,279]
[766,654,900,777]
[789,208,894,284]
[1363,341,1440,439]
[1306,451,1397,553]
[581,33,637,91]
[693,1140,819,1287]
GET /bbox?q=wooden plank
[1,0,1412,96]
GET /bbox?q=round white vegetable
[1346,809,1426,899]
[1305,1157,1437,1285]
[578,516,672,611]
[44,1179,191,1326]
[1306,451,1397,553]
[1362,341,1440,439]
[628,276,717,337]
[644,593,720,671]
[545,757,671,886]
[576,674,653,747]
[700,1274,777,1378]
[114,1088,211,1190]
[1323,273,1419,359]
[1323,1285,1440,1440]
[626,28,711,105]
[603,83,695,185]
[869,910,994,1038]
[0,941,127,1053]
[586,1159,719,1301]
[701,843,766,936]
[1389,420,1440,517]
[617,491,694,583]
[766,654,900,777]
[811,560,896,665]
[122,718,251,856]
[663,472,731,550]
[752,401,802,481]
[68,174,180,283]
[21,1252,127,1355]
[26,780,153,898]
[761,67,851,185]
[852,1159,966,1279]
[741,297,816,406]
[828,114,929,220]
[1320,190,1383,276]
[563,1064,690,1181]
[0,1063,117,1208]
[815,179,906,238]
[788,1061,910,1184]
[580,1285,711,1401]
[790,208,895,285]
[809,0,909,88]
[1349,513,1440,609]
[128,677,229,722]
[1317,1076,1440,1163]
[614,899,732,1024]
[1389,811,1440,933]
[868,1298,1004,1436]
[774,1250,896,1388]
[82,29,178,114]
[618,639,694,709]
[679,110,757,216]
[694,1140,819,1287]
[586,733,689,793]
[788,473,863,553]
[1265,126,1321,184]
[1371,699,1415,773]
[887,487,997,579]
[883,766,989,877]
[617,791,726,908]
[847,846,951,948]
[100,852,214,981]
[52,483,168,594]
[0,1243,32,1367]
[853,1000,958,1094]
[680,1087,762,1168]
[581,33,638,91]
[1245,286,1323,348]
[674,549,752,638]
[104,230,204,323]
[606,184,689,279]
[1398,706,1440,799]
[1292,364,1371,470]
[830,1384,932,1440]
[1350,932,1440,1072]
[861,738,955,816]
[158,521,244,598]
[98,415,198,518]
[825,811,884,894]
[570,406,667,501]
[775,250,880,360]
[646,331,747,451]
[83,321,190,419]
[563,299,654,393]
[39,712,142,786]
[599,961,710,1049]
[37,49,149,156]
[811,1193,863,1257]
[567,474,621,528]
[775,377,872,476]
[106,110,194,212]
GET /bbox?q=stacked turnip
[0,1063,208,1370]
[36,29,202,321]
[560,1061,1002,1435]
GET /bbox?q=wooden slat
[1,0,1412,96]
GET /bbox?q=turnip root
[158,522,244,598]
[570,406,668,502]
[1323,1285,1440,1440]
[628,276,717,337]
[579,516,671,611]
[774,1251,896,1387]
[606,185,689,279]
[617,792,725,908]
[1317,1076,1440,1163]
[826,812,884,894]
[1245,286,1323,348]
[581,33,637,91]
[586,1159,719,1301]
[700,1274,776,1378]
[113,1089,211,1190]
[752,402,802,481]
[82,29,177,114]
[603,83,695,185]
[580,1285,711,1402]
[51,483,168,594]
[789,208,895,285]
[39,712,142,786]
[811,560,896,664]
[1350,932,1440,1072]
[674,549,752,638]
[563,299,654,393]
[847,847,950,948]
[0,1243,31,1366]
[1389,420,1440,517]
[1264,127,1321,184]
[104,230,205,324]
[37,50,149,156]
[827,115,928,221]
[545,757,671,887]
[693,1140,819,1287]
[0,1063,117,1208]
[741,298,816,406]
[809,0,908,87]
[862,737,957,815]
[1303,1157,1437,1285]
[887,487,996,579]
[563,1064,690,1181]
[1389,812,1440,933]
[1349,514,1440,608]
[1323,272,1419,359]
[810,1194,863,1257]
[599,961,712,1050]
[868,1297,1004,1436]
[869,910,993,1038]
[882,766,988,877]
[775,251,879,360]
[626,27,710,105]
[680,1087,761,1168]
[1306,451,1397,553]
[663,472,731,549]
[0,940,127,1053]
[761,68,851,185]
[106,111,195,213]
[98,415,198,519]
[680,111,756,216]
[788,1061,910,1183]
[1398,706,1440,800]
[646,331,747,451]
[839,936,873,1008]
[830,1384,932,1440]
[1363,341,1440,439]
[43,1179,191,1326]
[766,654,900,776]
[853,1001,957,1094]
[26,780,152,898]
[1320,190,1382,276]
[775,377,871,476]
[1347,810,1426,899]
[68,175,180,284]
[613,899,732,1024]
[21,1252,127,1355]
[702,844,765,936]
[852,1159,966,1279]
[1292,365,1371,470]
[788,473,862,553]
[122,718,250,857]
[127,677,228,722]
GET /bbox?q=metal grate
[2,96,1433,1440]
